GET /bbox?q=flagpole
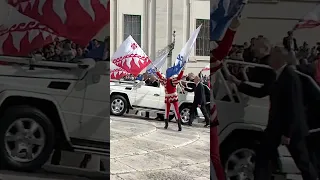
[150,31,176,70]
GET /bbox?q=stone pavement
[110,116,210,180]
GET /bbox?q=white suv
[110,80,197,124]
[0,55,110,171]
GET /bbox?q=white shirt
[276,64,287,80]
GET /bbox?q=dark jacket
[147,80,159,87]
[238,65,309,140]
[186,82,207,105]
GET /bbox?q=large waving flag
[0,0,110,56]
[6,0,110,46]
[111,36,151,76]
[146,51,169,75]
[294,4,320,30]
[166,25,202,78]
[210,0,245,41]
[0,2,60,55]
[110,62,128,80]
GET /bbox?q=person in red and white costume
[156,66,185,131]
[210,16,241,180]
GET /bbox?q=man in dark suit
[229,46,318,180]
[186,76,210,127]
[283,31,298,52]
[147,75,159,87]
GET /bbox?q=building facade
[110,0,320,74]
[234,0,320,46]
[110,0,210,74]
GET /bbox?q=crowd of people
[228,33,320,64]
[224,31,320,86]
[122,71,210,87]
[32,38,110,62]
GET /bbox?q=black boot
[178,119,182,131]
[164,119,168,129]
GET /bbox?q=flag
[111,36,151,76]
[166,25,202,78]
[294,4,320,30]
[6,0,110,46]
[110,62,128,80]
[210,0,245,41]
[202,64,210,71]
[0,2,59,55]
[146,51,169,75]
[136,74,143,81]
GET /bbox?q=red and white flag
[111,36,151,77]
[110,62,129,80]
[201,64,210,71]
[6,0,110,46]
[0,2,60,55]
[294,4,320,30]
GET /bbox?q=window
[195,19,210,56]
[123,14,142,46]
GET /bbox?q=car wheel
[221,140,256,180]
[0,105,55,171]
[179,105,191,125]
[110,95,127,116]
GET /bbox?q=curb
[42,165,109,180]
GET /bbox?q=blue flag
[166,25,202,78]
[166,54,186,78]
[146,52,169,75]
[210,0,244,41]
[136,74,143,81]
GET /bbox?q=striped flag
[294,4,320,30]
[211,103,218,124]
[210,74,219,126]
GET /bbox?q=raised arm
[211,17,240,74]
[177,70,184,80]
[211,29,236,61]
[156,71,165,81]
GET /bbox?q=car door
[44,69,86,139]
[77,62,109,150]
[158,84,167,110]
[132,83,160,109]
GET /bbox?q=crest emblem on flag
[111,36,151,76]
[131,43,138,50]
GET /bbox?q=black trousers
[307,132,320,177]
[189,103,210,125]
[254,132,318,180]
